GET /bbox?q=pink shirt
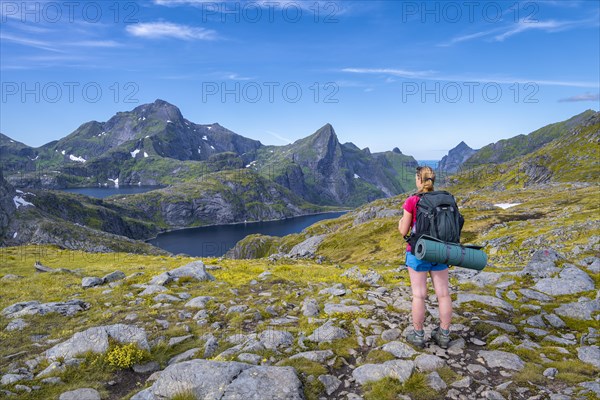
[402,194,420,252]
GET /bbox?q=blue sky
[1,0,599,159]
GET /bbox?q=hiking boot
[406,330,425,348]
[431,327,451,349]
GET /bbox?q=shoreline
[144,209,352,242]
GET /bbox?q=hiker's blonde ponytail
[417,166,435,193]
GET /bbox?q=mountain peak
[132,99,184,122]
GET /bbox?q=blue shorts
[406,251,448,272]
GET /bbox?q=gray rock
[149,272,172,286]
[543,367,558,378]
[481,390,506,400]
[45,324,149,361]
[140,360,303,400]
[307,321,349,343]
[489,335,513,347]
[130,388,157,400]
[543,335,576,346]
[380,341,417,358]
[381,328,401,342]
[153,294,181,303]
[168,348,201,365]
[221,365,303,400]
[41,377,63,385]
[580,257,600,274]
[185,296,214,308]
[139,285,167,296]
[341,266,381,286]
[287,235,327,258]
[318,374,341,396]
[533,266,594,296]
[289,350,334,363]
[579,381,600,397]
[169,261,215,282]
[319,284,347,297]
[521,248,562,278]
[415,354,445,372]
[451,376,472,388]
[5,318,28,331]
[82,277,104,288]
[227,305,249,314]
[237,353,262,364]
[102,270,125,283]
[1,373,31,385]
[478,320,518,333]
[467,364,489,375]
[525,315,546,328]
[455,294,513,311]
[324,303,360,315]
[1,300,89,318]
[259,330,294,349]
[168,335,193,347]
[133,361,160,374]
[519,289,553,302]
[352,360,414,385]
[554,298,600,320]
[470,272,502,287]
[36,361,65,378]
[58,388,101,400]
[427,371,447,391]
[478,350,524,371]
[204,337,219,358]
[577,346,600,368]
[543,314,566,328]
[301,298,320,317]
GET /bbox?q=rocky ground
[0,245,598,400]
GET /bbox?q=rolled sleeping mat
[414,237,488,271]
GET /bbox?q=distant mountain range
[0,99,418,207]
[440,110,596,175]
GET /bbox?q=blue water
[61,186,163,199]
[417,160,439,169]
[148,211,347,257]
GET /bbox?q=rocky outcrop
[131,360,304,400]
[438,141,478,174]
[0,172,16,239]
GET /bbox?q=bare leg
[430,269,452,330]
[408,268,428,330]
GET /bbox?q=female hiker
[397,166,451,348]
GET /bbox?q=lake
[148,211,347,257]
[61,186,163,199]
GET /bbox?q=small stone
[543,314,566,328]
[318,374,342,395]
[478,350,525,371]
[452,376,472,388]
[414,354,445,372]
[481,390,506,400]
[81,277,104,288]
[489,335,512,347]
[102,271,126,283]
[168,335,193,347]
[58,388,101,400]
[543,368,558,378]
[467,364,489,375]
[5,318,28,332]
[237,353,262,365]
[470,338,486,346]
[427,371,447,391]
[380,341,417,359]
[381,328,401,342]
[133,361,160,374]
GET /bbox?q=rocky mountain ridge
[0,100,416,208]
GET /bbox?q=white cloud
[342,68,599,88]
[126,22,218,41]
[558,92,600,102]
[341,68,436,79]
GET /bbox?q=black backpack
[408,190,464,249]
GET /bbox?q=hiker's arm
[398,211,412,237]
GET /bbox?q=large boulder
[1,300,89,318]
[521,248,562,278]
[532,265,595,296]
[45,324,149,361]
[131,360,304,400]
[352,360,414,385]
